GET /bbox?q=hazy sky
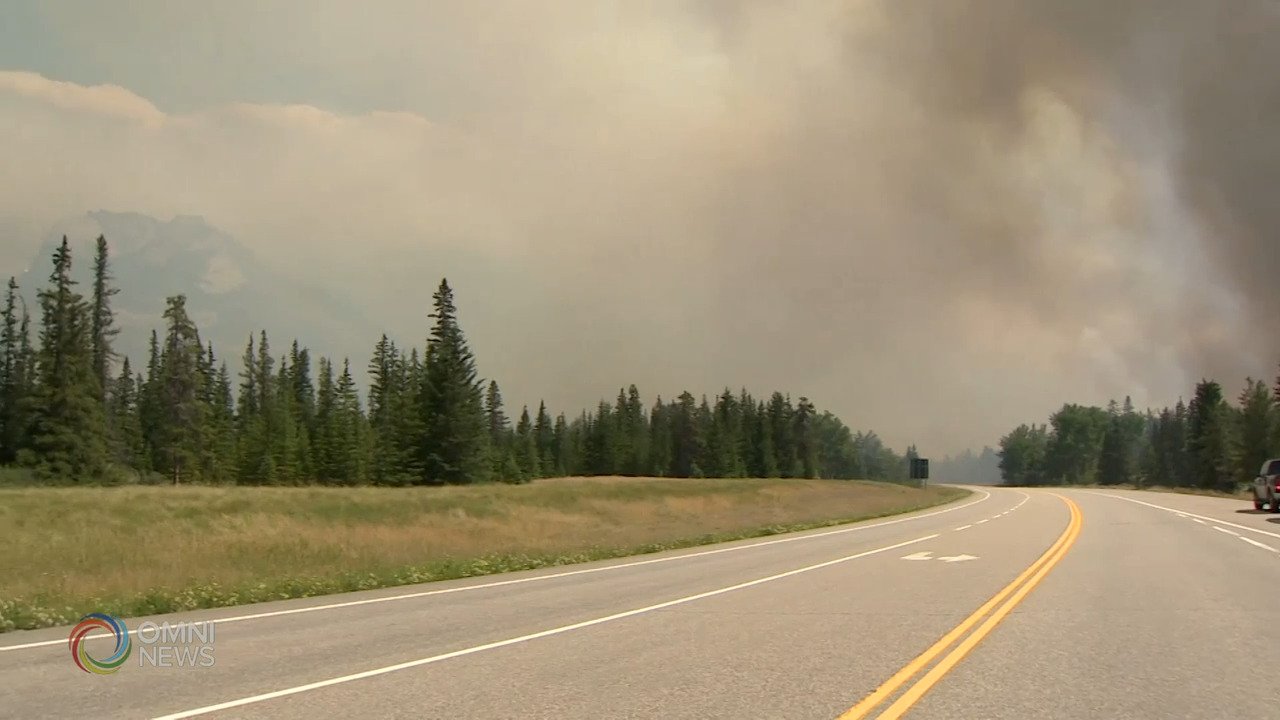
[0,1,1276,457]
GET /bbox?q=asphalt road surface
[4,485,1280,719]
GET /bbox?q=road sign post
[909,457,929,488]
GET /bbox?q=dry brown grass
[0,477,966,630]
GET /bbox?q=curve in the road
[838,492,1081,719]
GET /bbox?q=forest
[997,378,1280,492]
[0,236,920,486]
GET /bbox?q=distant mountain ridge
[14,211,372,379]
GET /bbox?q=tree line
[0,236,921,486]
[997,376,1280,491]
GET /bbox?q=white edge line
[151,532,943,719]
[1,489,997,653]
[1089,492,1280,540]
[1240,536,1278,553]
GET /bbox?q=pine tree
[24,238,108,480]
[154,295,205,484]
[202,345,236,481]
[366,334,397,484]
[418,279,490,484]
[515,405,539,481]
[1186,380,1230,491]
[107,356,144,470]
[235,333,269,483]
[332,358,365,483]
[551,412,569,477]
[1097,415,1129,485]
[484,380,509,444]
[793,396,817,479]
[90,235,120,404]
[0,277,23,463]
[767,392,797,477]
[1235,378,1273,483]
[648,397,672,477]
[670,391,703,477]
[534,400,554,476]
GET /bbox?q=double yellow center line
[838,493,1083,719]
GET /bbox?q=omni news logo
[68,612,216,672]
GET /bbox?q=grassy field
[0,477,968,633]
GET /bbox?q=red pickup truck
[1251,458,1280,512]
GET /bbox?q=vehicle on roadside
[1251,458,1280,512]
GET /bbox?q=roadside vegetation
[0,234,964,633]
[0,478,967,632]
[997,374,1280,492]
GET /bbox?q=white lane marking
[1214,526,1240,536]
[1092,492,1280,540]
[1,488,1000,653]
[938,554,978,563]
[1240,536,1279,553]
[1177,513,1188,519]
[976,519,989,525]
[955,525,971,531]
[151,533,942,719]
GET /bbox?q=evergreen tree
[107,356,145,470]
[1235,378,1273,483]
[648,397,672,477]
[333,358,367,483]
[1186,379,1231,491]
[23,238,108,480]
[551,412,569,477]
[484,380,509,444]
[90,235,120,404]
[534,400,554,476]
[154,295,205,484]
[793,396,817,479]
[1097,414,1129,485]
[514,405,539,481]
[0,278,24,463]
[418,279,489,484]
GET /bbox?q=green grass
[0,476,969,633]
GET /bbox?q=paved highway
[4,486,1280,719]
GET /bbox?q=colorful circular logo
[68,613,132,674]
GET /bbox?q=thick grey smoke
[0,1,1276,455]
[688,0,1279,423]
[863,0,1280,378]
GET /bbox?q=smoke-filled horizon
[0,0,1275,457]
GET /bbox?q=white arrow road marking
[938,554,978,563]
[901,551,934,560]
